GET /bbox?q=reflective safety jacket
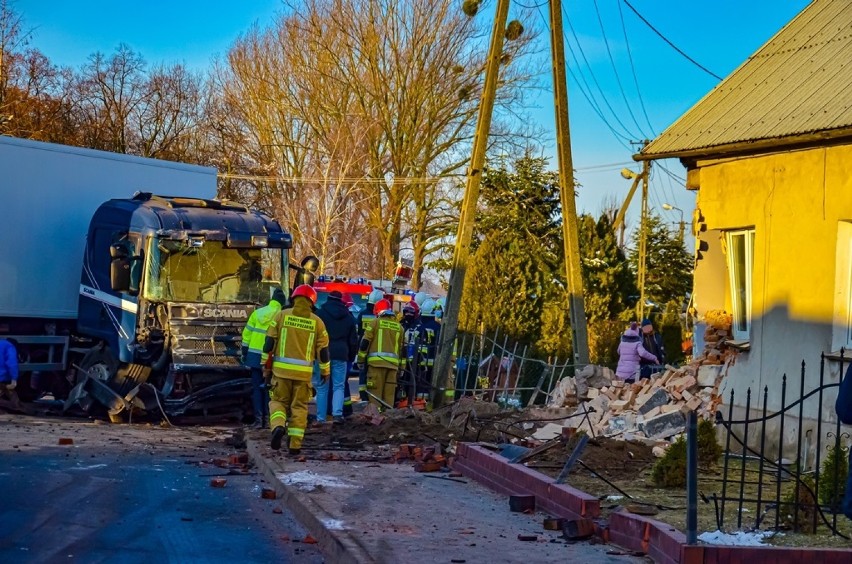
[418,316,441,367]
[266,298,330,381]
[241,300,283,368]
[401,318,424,365]
[358,315,403,369]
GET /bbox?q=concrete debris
[543,327,737,446]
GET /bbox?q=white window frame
[833,222,852,351]
[725,229,755,341]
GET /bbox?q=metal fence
[447,330,586,408]
[692,351,851,538]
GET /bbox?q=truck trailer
[0,136,292,420]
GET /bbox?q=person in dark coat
[835,362,852,518]
[314,291,358,424]
[639,318,666,379]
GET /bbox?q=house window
[725,229,755,340]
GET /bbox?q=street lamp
[662,203,685,242]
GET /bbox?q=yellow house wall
[692,144,852,413]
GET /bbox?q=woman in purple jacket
[615,323,659,384]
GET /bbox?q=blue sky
[15,0,811,235]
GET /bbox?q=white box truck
[0,136,293,419]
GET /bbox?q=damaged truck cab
[72,193,292,419]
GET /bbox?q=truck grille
[169,321,244,367]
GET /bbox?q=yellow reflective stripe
[246,326,266,333]
[272,362,314,373]
[358,385,367,391]
[270,411,287,424]
[444,390,455,397]
[274,356,312,366]
[307,332,315,362]
[288,428,305,438]
[318,361,330,372]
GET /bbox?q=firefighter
[355,288,385,401]
[263,284,330,455]
[357,299,402,409]
[399,301,423,406]
[241,288,286,428]
[419,298,454,405]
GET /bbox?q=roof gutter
[632,126,852,162]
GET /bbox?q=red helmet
[373,299,392,316]
[291,284,317,304]
[403,301,420,318]
[341,293,355,308]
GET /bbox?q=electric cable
[621,0,723,81]
[592,0,648,138]
[617,0,656,135]
[563,5,641,140]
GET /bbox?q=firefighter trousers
[268,377,310,449]
[366,365,398,408]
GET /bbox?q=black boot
[288,447,301,456]
[270,426,286,450]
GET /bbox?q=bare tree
[213,0,540,280]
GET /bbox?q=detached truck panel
[0,136,215,319]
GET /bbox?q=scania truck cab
[69,193,292,419]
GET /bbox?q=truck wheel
[76,347,119,386]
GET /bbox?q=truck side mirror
[110,243,129,259]
[111,256,132,293]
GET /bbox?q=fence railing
[695,351,851,539]
[444,330,586,407]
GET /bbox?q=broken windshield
[143,238,284,304]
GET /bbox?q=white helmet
[414,291,429,307]
[367,289,385,305]
[421,298,438,316]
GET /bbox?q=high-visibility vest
[267,308,330,381]
[242,301,282,367]
[358,316,402,369]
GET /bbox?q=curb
[454,443,852,563]
[245,438,378,564]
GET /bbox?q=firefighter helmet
[421,298,438,316]
[291,284,318,304]
[374,299,393,316]
[403,301,420,318]
[367,289,385,304]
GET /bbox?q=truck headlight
[251,235,268,247]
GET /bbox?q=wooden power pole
[549,0,590,364]
[636,158,651,321]
[431,0,510,406]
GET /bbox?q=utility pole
[431,0,510,407]
[636,158,651,321]
[550,0,589,364]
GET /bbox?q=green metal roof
[640,0,852,160]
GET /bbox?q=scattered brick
[210,478,227,488]
[261,488,277,500]
[562,518,595,540]
[58,438,73,445]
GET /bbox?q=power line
[592,0,649,138]
[534,4,634,149]
[561,5,642,141]
[621,0,723,81]
[617,0,656,135]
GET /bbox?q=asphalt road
[0,416,324,564]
